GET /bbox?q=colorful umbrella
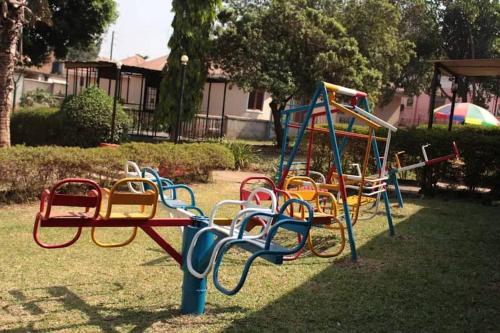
[434,102,500,126]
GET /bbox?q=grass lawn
[0,179,499,332]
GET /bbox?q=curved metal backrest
[213,199,314,296]
[142,167,201,213]
[34,178,102,249]
[125,161,146,194]
[283,176,320,203]
[239,176,277,201]
[103,177,159,220]
[43,178,102,219]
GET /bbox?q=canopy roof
[431,59,500,77]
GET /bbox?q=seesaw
[33,176,312,314]
[126,161,204,215]
[389,141,460,207]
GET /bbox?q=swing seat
[212,199,314,295]
[345,195,376,207]
[33,179,102,249]
[142,167,204,216]
[91,178,158,248]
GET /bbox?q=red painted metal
[140,226,183,265]
[39,218,192,228]
[34,178,102,249]
[287,124,386,141]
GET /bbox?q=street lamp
[110,61,122,143]
[174,54,189,143]
[448,78,459,131]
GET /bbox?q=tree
[340,0,415,104]
[215,0,382,146]
[66,40,102,62]
[156,0,222,129]
[0,0,117,148]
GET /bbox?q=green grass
[0,180,499,332]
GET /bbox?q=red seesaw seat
[33,178,102,249]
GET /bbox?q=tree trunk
[269,100,284,148]
[0,5,24,148]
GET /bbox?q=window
[145,87,157,110]
[247,90,265,111]
[406,96,414,107]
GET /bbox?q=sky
[99,0,174,61]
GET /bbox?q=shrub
[302,124,500,196]
[11,107,62,146]
[20,89,59,108]
[0,142,235,203]
[60,86,131,147]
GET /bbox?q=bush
[302,124,500,196]
[20,89,59,108]
[60,86,131,147]
[0,142,235,203]
[11,107,62,146]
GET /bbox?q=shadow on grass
[221,198,500,332]
[3,284,245,332]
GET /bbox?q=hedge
[305,125,500,195]
[11,107,62,146]
[0,142,235,203]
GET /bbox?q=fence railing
[179,115,223,140]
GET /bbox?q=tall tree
[215,0,383,146]
[156,0,222,129]
[0,0,117,148]
[340,0,415,104]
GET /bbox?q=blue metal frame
[277,82,359,261]
[212,199,313,295]
[142,167,204,216]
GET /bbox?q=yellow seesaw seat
[91,178,159,248]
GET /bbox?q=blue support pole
[371,137,395,236]
[276,112,291,183]
[278,83,323,186]
[181,216,214,315]
[321,85,358,261]
[389,171,404,208]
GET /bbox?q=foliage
[19,88,59,108]
[215,0,408,146]
[341,0,415,104]
[307,125,500,196]
[65,39,102,61]
[22,0,118,65]
[10,106,61,146]
[394,0,500,102]
[156,0,222,128]
[0,142,235,203]
[60,86,131,147]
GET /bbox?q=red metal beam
[40,218,192,228]
[287,124,386,141]
[141,226,183,265]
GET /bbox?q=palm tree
[0,0,49,147]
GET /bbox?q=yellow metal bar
[331,101,381,129]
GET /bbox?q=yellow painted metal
[330,101,381,129]
[91,178,159,248]
[283,176,346,258]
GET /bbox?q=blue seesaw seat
[186,189,313,296]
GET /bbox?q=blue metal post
[389,171,404,208]
[276,112,291,183]
[278,83,323,185]
[321,85,358,261]
[371,136,395,236]
[181,216,214,315]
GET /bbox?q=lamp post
[174,54,189,144]
[110,61,122,142]
[448,78,459,131]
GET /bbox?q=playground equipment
[282,176,346,258]
[186,187,277,279]
[33,176,312,315]
[126,161,204,215]
[389,142,460,207]
[276,81,397,261]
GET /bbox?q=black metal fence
[126,109,223,141]
[179,116,223,140]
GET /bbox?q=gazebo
[427,59,500,130]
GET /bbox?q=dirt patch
[210,170,267,184]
